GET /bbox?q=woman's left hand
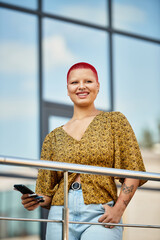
[98,204,123,229]
[98,179,140,228]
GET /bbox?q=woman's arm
[98,178,140,228]
[21,194,52,211]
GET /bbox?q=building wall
[123,148,160,240]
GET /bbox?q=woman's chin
[74,101,94,108]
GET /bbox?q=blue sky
[0,0,160,160]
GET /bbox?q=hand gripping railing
[0,156,160,240]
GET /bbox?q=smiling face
[67,68,100,107]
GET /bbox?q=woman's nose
[78,81,86,90]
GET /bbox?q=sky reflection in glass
[114,35,160,143]
[113,0,160,39]
[43,0,108,26]
[0,9,39,159]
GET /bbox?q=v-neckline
[61,111,104,142]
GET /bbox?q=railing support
[63,171,69,240]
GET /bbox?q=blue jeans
[46,189,123,240]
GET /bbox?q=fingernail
[28,194,37,197]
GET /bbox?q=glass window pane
[0,8,39,159]
[0,0,37,9]
[49,115,70,133]
[113,35,160,148]
[43,19,110,110]
[113,0,160,39]
[0,175,40,239]
[43,0,108,27]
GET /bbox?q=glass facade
[0,181,40,238]
[0,8,39,159]
[0,6,39,240]
[0,0,160,240]
[0,0,37,9]
[114,35,160,146]
[43,0,108,26]
[113,0,160,39]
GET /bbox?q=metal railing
[0,156,160,240]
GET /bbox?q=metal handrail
[0,156,160,240]
[0,156,160,181]
[0,216,160,229]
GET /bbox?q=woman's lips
[76,92,89,98]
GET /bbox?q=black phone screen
[14,184,34,194]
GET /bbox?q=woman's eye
[71,81,78,84]
[86,80,92,83]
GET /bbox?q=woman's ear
[67,84,69,96]
[97,82,100,92]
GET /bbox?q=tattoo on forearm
[123,200,129,207]
[123,195,132,207]
[122,183,134,194]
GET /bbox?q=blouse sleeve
[35,132,58,196]
[111,112,147,186]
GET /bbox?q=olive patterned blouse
[35,111,147,206]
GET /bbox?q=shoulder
[47,125,63,136]
[44,125,66,143]
[101,111,131,131]
[110,111,128,122]
[101,111,127,122]
[43,128,58,144]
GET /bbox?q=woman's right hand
[21,194,40,211]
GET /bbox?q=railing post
[63,171,69,240]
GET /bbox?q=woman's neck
[72,105,100,120]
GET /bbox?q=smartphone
[14,184,44,202]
